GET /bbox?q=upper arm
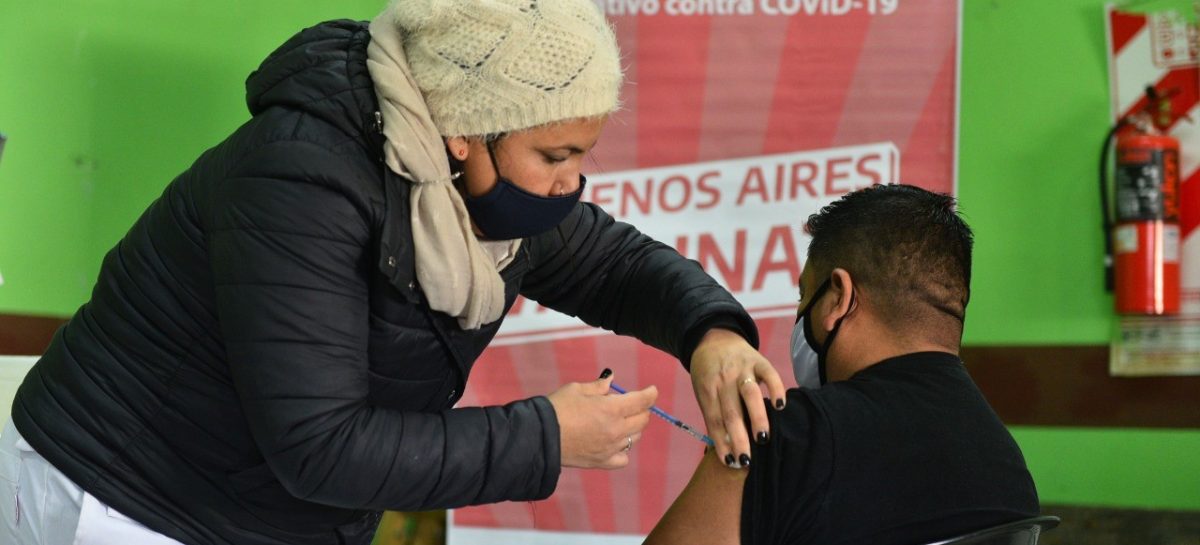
[645,448,748,545]
[208,141,374,473]
[647,392,823,545]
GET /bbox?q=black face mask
[461,140,586,240]
[794,277,853,385]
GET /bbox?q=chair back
[924,516,1061,545]
[0,355,38,425]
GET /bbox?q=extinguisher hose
[1099,119,1128,293]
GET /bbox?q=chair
[924,516,1061,545]
[0,355,38,425]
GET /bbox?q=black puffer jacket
[12,20,756,545]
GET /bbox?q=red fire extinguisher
[1100,86,1182,315]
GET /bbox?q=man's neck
[825,320,959,382]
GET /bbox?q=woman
[0,1,785,544]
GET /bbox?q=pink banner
[451,1,960,541]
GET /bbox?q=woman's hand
[689,328,786,469]
[548,374,657,469]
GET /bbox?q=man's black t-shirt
[740,352,1038,545]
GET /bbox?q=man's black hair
[805,184,974,341]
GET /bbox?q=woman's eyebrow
[541,145,587,154]
[537,144,588,154]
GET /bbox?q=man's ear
[822,268,855,330]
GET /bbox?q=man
[645,184,1039,545]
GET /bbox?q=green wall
[1014,427,1200,510]
[0,3,98,314]
[0,0,382,316]
[958,0,1200,511]
[959,0,1115,346]
[1,0,1196,512]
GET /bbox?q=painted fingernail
[739,454,751,468]
[756,431,769,445]
[724,454,736,467]
[599,368,612,379]
[775,399,785,410]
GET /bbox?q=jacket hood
[245,20,378,140]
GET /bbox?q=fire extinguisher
[1100,86,1182,315]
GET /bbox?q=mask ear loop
[484,133,507,179]
[817,286,857,384]
[554,147,595,287]
[797,278,831,330]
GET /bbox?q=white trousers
[0,419,184,545]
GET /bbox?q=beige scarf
[366,16,518,330]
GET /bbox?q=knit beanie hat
[383,0,623,137]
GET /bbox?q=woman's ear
[445,136,470,161]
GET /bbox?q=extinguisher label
[1115,148,1180,221]
[1115,224,1139,254]
[1164,224,1180,263]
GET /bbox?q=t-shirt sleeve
[740,390,834,545]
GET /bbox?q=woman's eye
[543,154,568,164]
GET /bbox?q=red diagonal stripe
[634,342,681,533]
[832,0,957,155]
[592,16,640,172]
[763,10,873,154]
[635,14,713,168]
[593,335,643,534]
[1119,67,1199,124]
[1110,11,1147,54]
[1162,67,1199,133]
[451,504,499,528]
[553,337,609,532]
[696,13,791,161]
[900,46,958,195]
[758,315,797,388]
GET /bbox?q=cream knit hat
[384,0,623,137]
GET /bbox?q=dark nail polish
[724,454,736,467]
[599,368,612,379]
[739,454,751,468]
[756,431,769,445]
[775,399,785,410]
